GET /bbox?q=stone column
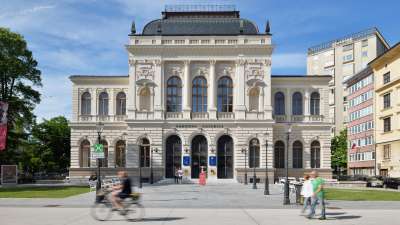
[91,89,97,119]
[304,90,310,116]
[154,60,163,120]
[208,60,217,119]
[109,89,115,121]
[127,58,137,119]
[182,60,191,119]
[285,89,291,121]
[263,59,273,120]
[235,59,246,120]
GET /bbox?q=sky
[1,0,399,121]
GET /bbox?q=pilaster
[154,59,164,119]
[208,60,217,120]
[127,58,137,119]
[235,59,246,119]
[182,60,191,119]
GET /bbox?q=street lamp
[95,122,104,193]
[264,138,270,195]
[241,147,248,185]
[150,147,158,184]
[251,139,258,190]
[284,124,292,205]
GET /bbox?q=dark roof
[69,75,128,79]
[140,6,259,36]
[272,75,332,78]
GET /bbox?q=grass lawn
[325,188,400,201]
[0,186,90,198]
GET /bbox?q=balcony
[217,112,234,120]
[291,115,305,122]
[273,115,286,122]
[114,115,127,122]
[79,115,93,122]
[165,112,183,119]
[97,115,111,122]
[309,115,324,122]
[136,111,154,120]
[246,112,264,120]
[191,112,209,120]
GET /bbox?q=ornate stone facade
[69,8,333,183]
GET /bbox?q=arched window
[292,92,303,115]
[98,92,109,115]
[140,138,150,167]
[217,76,233,112]
[249,138,260,168]
[99,140,108,167]
[292,141,303,168]
[79,140,91,168]
[311,141,321,168]
[274,92,285,115]
[192,77,207,112]
[310,92,320,115]
[139,87,151,111]
[166,76,182,112]
[274,141,285,168]
[249,87,260,112]
[115,140,126,167]
[116,92,126,115]
[81,92,91,115]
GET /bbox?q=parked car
[383,177,400,189]
[366,177,384,188]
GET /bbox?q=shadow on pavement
[140,217,185,222]
[325,212,346,216]
[328,215,362,220]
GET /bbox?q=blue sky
[1,0,399,120]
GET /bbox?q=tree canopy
[331,129,348,173]
[0,27,42,164]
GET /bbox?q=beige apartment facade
[68,6,333,183]
[307,28,389,135]
[370,42,400,177]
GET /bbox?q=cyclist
[111,171,132,210]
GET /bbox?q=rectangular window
[362,39,368,47]
[383,93,391,109]
[383,144,391,159]
[383,117,391,132]
[343,54,354,63]
[362,51,368,57]
[343,44,353,52]
[383,72,390,84]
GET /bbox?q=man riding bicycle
[111,171,132,210]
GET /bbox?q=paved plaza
[1,183,400,224]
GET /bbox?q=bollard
[294,183,303,205]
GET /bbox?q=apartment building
[307,28,389,135]
[344,67,375,176]
[370,42,400,177]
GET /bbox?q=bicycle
[91,190,145,221]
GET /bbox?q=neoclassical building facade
[69,7,333,183]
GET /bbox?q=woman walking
[301,174,313,214]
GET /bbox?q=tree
[0,27,41,163]
[331,129,348,176]
[31,116,71,173]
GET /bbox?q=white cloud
[272,53,306,69]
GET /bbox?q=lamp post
[264,139,270,195]
[252,139,258,190]
[241,147,248,185]
[150,147,158,184]
[95,122,104,193]
[284,125,292,205]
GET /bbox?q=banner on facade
[0,102,8,151]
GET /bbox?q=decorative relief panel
[136,62,154,81]
[245,62,264,81]
[216,63,234,78]
[165,63,183,78]
[191,62,209,78]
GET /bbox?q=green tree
[331,129,348,175]
[31,116,71,173]
[0,27,41,164]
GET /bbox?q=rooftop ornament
[265,20,271,35]
[131,21,136,34]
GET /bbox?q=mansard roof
[139,5,260,36]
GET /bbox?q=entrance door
[165,135,182,178]
[217,135,234,179]
[191,135,208,178]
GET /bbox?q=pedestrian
[300,174,313,214]
[174,167,179,184]
[178,167,183,184]
[307,171,326,220]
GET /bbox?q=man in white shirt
[300,174,313,214]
